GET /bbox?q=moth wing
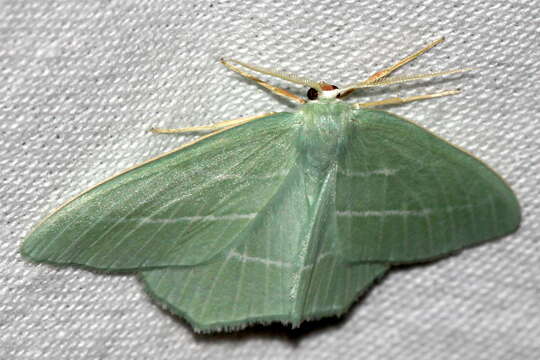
[337,109,520,263]
[141,263,387,332]
[141,165,388,332]
[22,112,301,270]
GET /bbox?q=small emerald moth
[21,38,521,332]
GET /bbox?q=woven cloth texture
[1,0,538,359]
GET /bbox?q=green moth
[21,38,520,332]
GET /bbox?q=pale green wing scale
[142,163,387,332]
[21,112,304,270]
[336,109,520,263]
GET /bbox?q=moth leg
[353,89,460,108]
[220,59,307,104]
[150,112,276,134]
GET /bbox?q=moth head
[307,83,340,100]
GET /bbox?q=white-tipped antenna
[224,58,323,91]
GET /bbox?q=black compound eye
[307,87,318,100]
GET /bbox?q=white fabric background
[1,0,538,359]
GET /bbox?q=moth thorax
[298,102,351,171]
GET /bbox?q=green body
[21,99,521,332]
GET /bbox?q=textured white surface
[1,0,539,359]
